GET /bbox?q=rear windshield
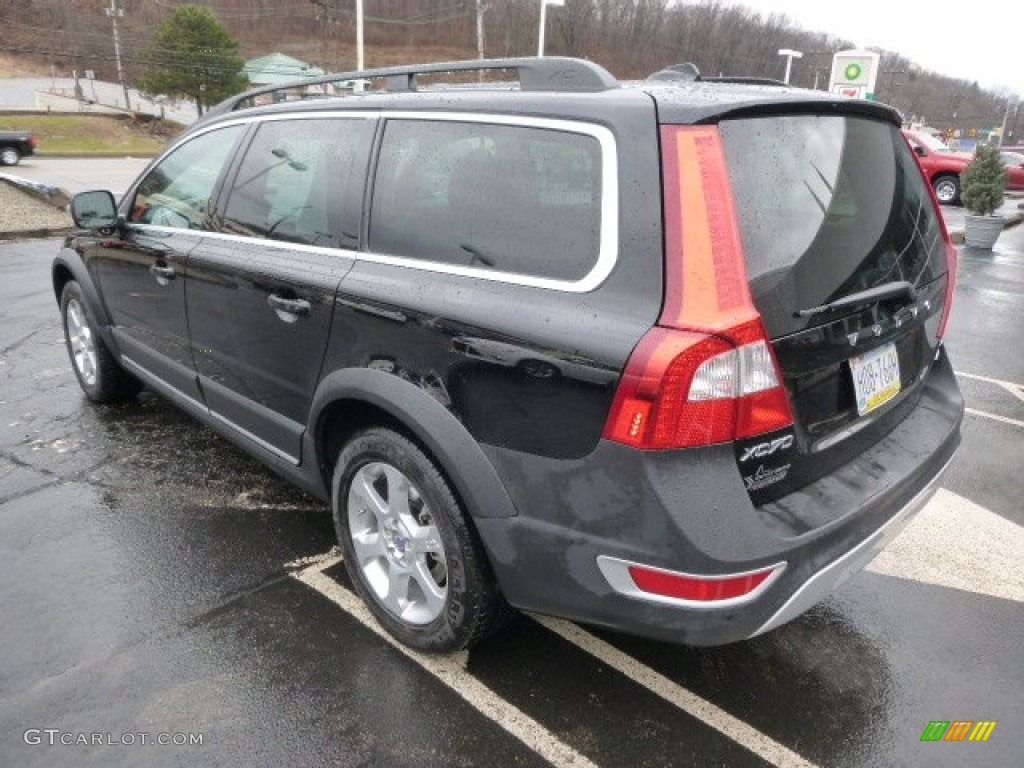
[719,115,947,337]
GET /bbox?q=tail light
[937,242,957,339]
[28,135,38,148]
[603,125,793,449]
[914,145,957,340]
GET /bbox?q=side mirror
[912,145,927,157]
[70,190,119,230]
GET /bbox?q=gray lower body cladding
[473,348,963,645]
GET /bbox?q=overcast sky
[728,0,1022,97]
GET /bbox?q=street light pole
[106,0,131,110]
[356,0,364,72]
[538,0,548,57]
[777,48,803,85]
[538,0,564,57]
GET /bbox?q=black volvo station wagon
[54,57,963,651]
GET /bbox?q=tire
[0,146,20,166]
[332,427,511,652]
[60,281,142,403]
[932,174,960,205]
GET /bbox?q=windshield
[720,115,948,337]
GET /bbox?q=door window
[130,125,244,230]
[222,118,374,248]
[369,119,603,281]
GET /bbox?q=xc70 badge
[739,434,794,463]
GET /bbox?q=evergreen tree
[137,5,248,116]
[961,143,1008,216]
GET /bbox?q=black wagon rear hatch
[716,112,955,503]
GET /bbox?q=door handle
[268,293,311,320]
[149,263,176,284]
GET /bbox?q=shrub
[961,143,1008,216]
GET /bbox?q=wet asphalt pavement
[1,228,1022,768]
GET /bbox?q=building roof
[243,53,325,86]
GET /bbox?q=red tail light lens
[603,320,792,448]
[28,135,38,148]
[627,563,780,603]
[603,125,793,449]
[937,242,957,339]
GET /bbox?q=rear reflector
[597,555,785,607]
[629,565,776,602]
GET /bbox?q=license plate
[849,343,901,416]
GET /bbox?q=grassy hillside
[0,114,177,156]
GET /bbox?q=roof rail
[646,63,702,84]
[205,57,618,119]
[703,76,788,87]
[644,63,788,88]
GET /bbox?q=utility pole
[998,100,1017,147]
[106,0,131,111]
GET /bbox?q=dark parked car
[53,58,962,652]
[0,130,37,165]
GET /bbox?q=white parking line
[293,558,599,768]
[531,616,820,768]
[293,553,818,768]
[956,370,1024,403]
[867,488,1024,603]
[964,407,1024,429]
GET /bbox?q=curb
[0,173,70,209]
[35,152,160,159]
[0,226,72,242]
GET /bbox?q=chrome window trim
[125,223,360,261]
[366,112,618,293]
[137,110,618,293]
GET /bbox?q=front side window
[369,119,603,281]
[130,125,244,229]
[222,118,374,248]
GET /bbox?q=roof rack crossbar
[207,57,617,118]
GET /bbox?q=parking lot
[1,219,1021,765]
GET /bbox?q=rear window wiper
[795,280,918,318]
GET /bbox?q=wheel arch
[310,368,519,520]
[52,249,119,353]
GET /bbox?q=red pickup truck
[902,130,972,205]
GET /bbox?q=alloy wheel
[346,461,448,625]
[66,298,98,386]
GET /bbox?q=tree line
[1,0,1019,137]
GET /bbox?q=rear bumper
[750,450,952,637]
[475,346,963,645]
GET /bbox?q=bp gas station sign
[830,50,880,100]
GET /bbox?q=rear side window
[719,115,947,336]
[222,118,373,248]
[369,119,602,281]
